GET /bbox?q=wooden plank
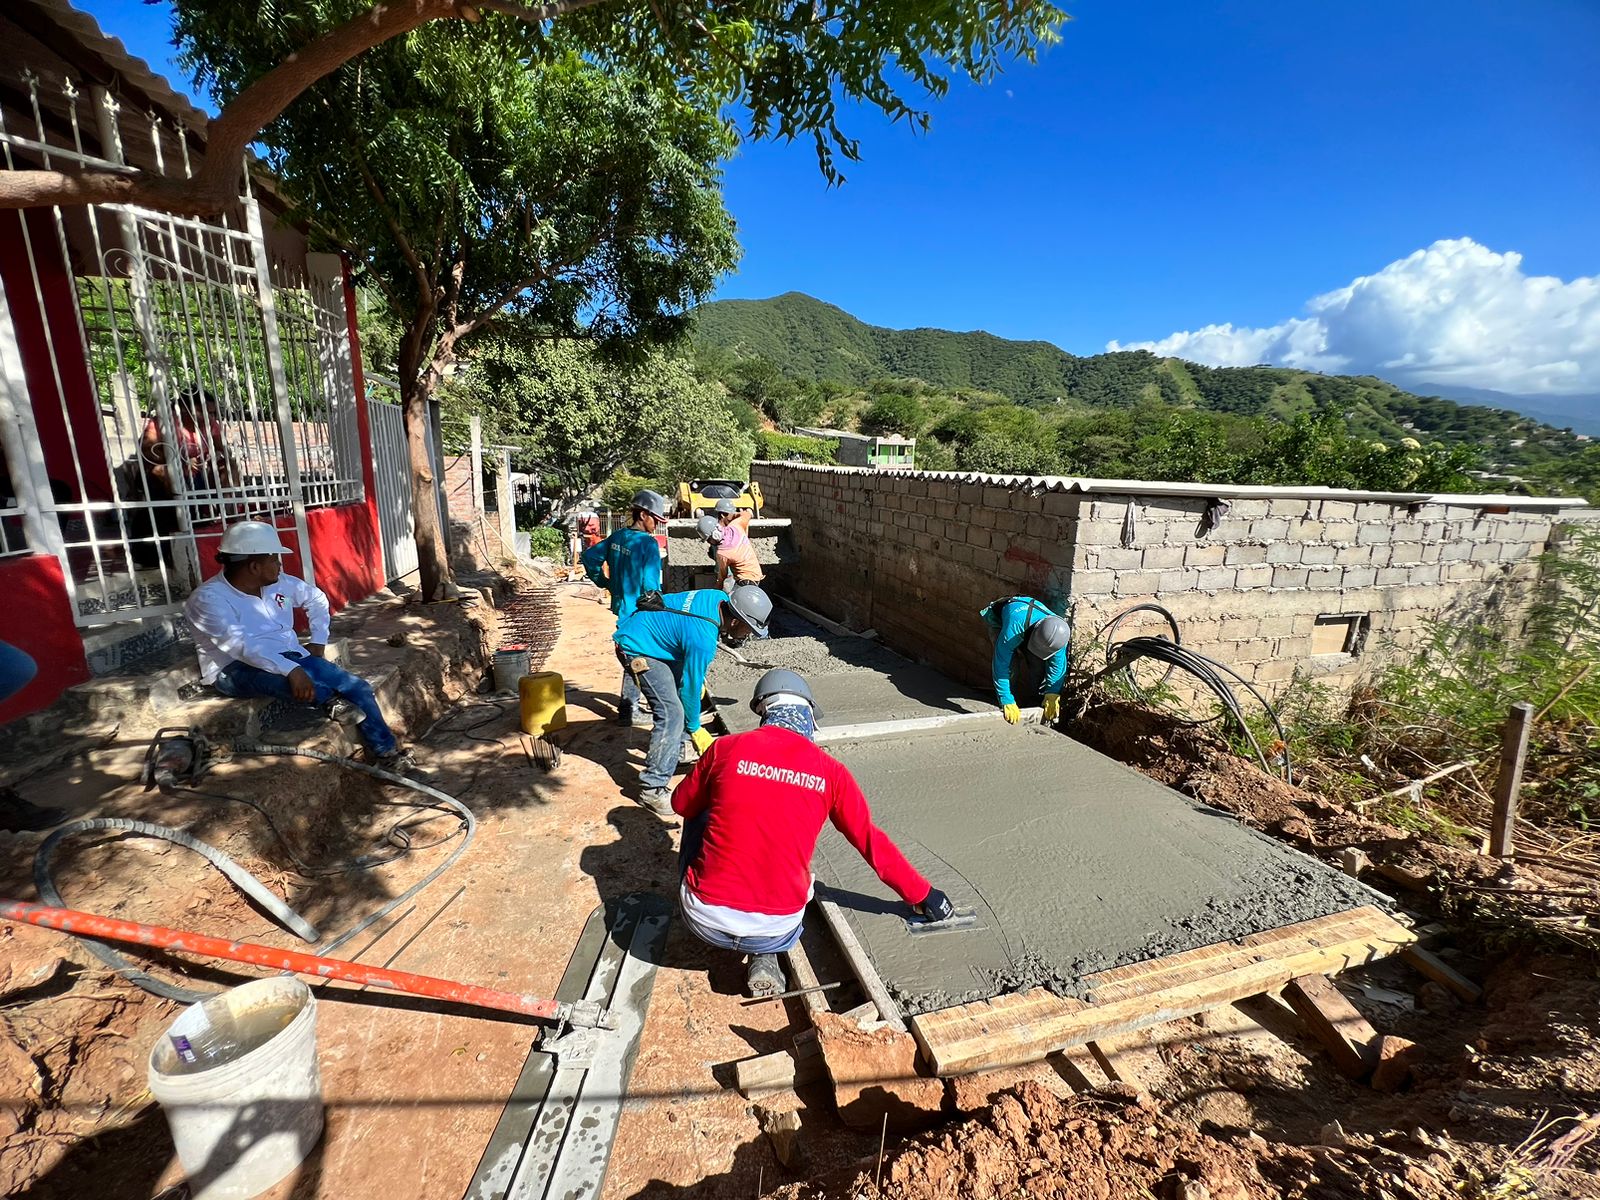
[1400,944,1483,1003]
[816,709,1002,745]
[910,906,1415,1076]
[783,936,831,1018]
[814,896,906,1031]
[1281,973,1380,1079]
[1490,702,1533,860]
[1086,1030,1166,1090]
[734,1036,825,1097]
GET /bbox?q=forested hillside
[693,293,1598,497]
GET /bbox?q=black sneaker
[0,787,66,833]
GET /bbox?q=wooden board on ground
[1281,973,1380,1079]
[907,905,1415,1076]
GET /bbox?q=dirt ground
[4,595,1599,1199]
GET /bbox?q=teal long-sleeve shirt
[614,589,726,733]
[982,596,1068,706]
[581,526,662,618]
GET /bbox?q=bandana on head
[760,702,816,742]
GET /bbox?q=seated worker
[672,668,956,997]
[614,585,772,815]
[582,490,668,726]
[980,595,1070,725]
[184,521,414,772]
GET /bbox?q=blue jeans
[677,811,804,954]
[631,656,683,790]
[0,641,38,704]
[619,667,643,719]
[215,652,398,756]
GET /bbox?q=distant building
[794,428,916,470]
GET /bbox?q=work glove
[1001,702,1022,725]
[690,727,714,754]
[1041,693,1061,723]
[916,888,956,923]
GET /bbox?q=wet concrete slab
[708,610,993,735]
[809,722,1380,1016]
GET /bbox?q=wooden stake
[1490,702,1534,860]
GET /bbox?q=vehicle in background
[676,479,764,518]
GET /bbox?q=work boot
[0,787,66,833]
[376,749,418,776]
[326,697,363,726]
[746,953,786,999]
[635,787,675,818]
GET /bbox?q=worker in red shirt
[671,668,955,997]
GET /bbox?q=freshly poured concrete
[708,610,992,735]
[810,722,1379,1015]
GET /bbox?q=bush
[600,473,667,514]
[525,526,566,559]
[755,430,838,464]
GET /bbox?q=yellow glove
[690,726,714,754]
[1042,694,1061,723]
[1001,703,1022,725]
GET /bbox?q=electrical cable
[33,818,321,1004]
[1085,602,1294,784]
[232,743,477,958]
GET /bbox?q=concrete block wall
[751,461,1572,698]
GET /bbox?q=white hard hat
[218,520,293,557]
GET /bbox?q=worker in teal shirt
[582,490,667,726]
[615,585,772,814]
[980,596,1070,726]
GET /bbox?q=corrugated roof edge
[750,460,1590,510]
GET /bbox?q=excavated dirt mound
[765,1081,1465,1200]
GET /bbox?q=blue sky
[78,0,1600,396]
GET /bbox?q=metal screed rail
[0,900,614,1030]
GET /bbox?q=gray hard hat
[713,498,738,517]
[1027,615,1071,659]
[750,667,815,714]
[725,584,772,638]
[696,514,722,542]
[631,490,669,521]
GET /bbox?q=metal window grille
[0,70,363,626]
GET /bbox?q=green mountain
[691,292,1597,493]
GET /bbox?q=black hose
[33,818,321,1004]
[1086,602,1294,784]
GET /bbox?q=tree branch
[452,269,547,341]
[0,0,615,213]
[352,148,431,297]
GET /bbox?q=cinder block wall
[751,462,1567,696]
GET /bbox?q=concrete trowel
[904,906,982,936]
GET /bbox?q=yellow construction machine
[675,479,764,518]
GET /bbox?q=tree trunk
[398,312,452,602]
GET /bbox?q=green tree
[172,25,738,598]
[861,393,925,438]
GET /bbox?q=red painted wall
[0,210,112,502]
[192,504,382,613]
[0,554,91,724]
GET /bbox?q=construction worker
[696,512,762,592]
[713,497,752,542]
[672,668,956,997]
[614,585,772,815]
[583,490,668,726]
[185,521,414,772]
[980,596,1070,726]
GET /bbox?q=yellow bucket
[519,671,568,736]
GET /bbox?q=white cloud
[1108,238,1600,395]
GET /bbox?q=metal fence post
[244,198,314,587]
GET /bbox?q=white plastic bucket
[148,977,324,1200]
[492,645,531,693]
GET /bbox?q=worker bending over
[980,595,1070,725]
[672,669,955,997]
[185,521,413,772]
[582,490,668,726]
[696,513,763,592]
[614,585,772,814]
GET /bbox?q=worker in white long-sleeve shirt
[184,521,413,771]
